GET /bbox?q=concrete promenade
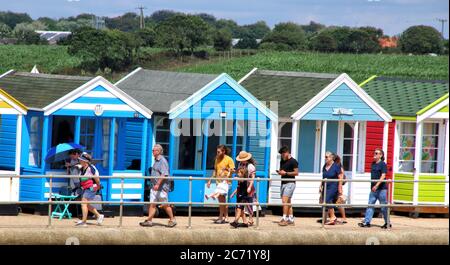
[0,214,447,245]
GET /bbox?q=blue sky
[2,0,449,37]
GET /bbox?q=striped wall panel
[53,85,143,118]
[0,114,17,170]
[124,119,143,170]
[364,121,384,172]
[303,83,384,121]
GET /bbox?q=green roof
[0,71,92,109]
[362,77,449,117]
[240,70,338,119]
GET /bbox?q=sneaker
[287,219,295,226]
[229,221,239,228]
[97,214,104,225]
[139,220,153,227]
[381,223,392,229]
[358,222,371,228]
[168,219,177,228]
[278,219,288,226]
[75,221,87,227]
[237,223,249,228]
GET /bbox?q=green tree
[0,23,12,38]
[347,29,380,53]
[310,31,337,52]
[0,11,32,29]
[37,17,58,30]
[399,25,443,54]
[261,22,306,50]
[67,27,139,71]
[149,10,181,23]
[235,36,258,49]
[156,14,212,54]
[105,12,139,32]
[241,21,271,39]
[135,27,156,47]
[13,22,47,44]
[213,29,232,51]
[301,21,326,35]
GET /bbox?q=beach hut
[361,77,449,214]
[0,71,153,207]
[240,69,392,207]
[116,68,278,207]
[0,86,27,206]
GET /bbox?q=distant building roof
[36,30,72,44]
[116,68,219,113]
[361,76,449,117]
[378,36,398,48]
[240,69,339,119]
[0,71,92,109]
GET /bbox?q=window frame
[27,115,43,168]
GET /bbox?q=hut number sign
[94,104,104,116]
[332,108,353,116]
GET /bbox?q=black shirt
[237,180,249,197]
[279,157,299,185]
[371,161,388,190]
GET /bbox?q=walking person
[334,155,348,224]
[236,151,256,226]
[277,146,298,226]
[320,151,343,225]
[229,168,252,228]
[207,145,235,224]
[66,149,82,194]
[140,144,177,228]
[75,153,104,227]
[358,148,391,229]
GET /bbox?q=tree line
[1,10,448,72]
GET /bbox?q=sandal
[325,219,337,225]
[248,220,254,226]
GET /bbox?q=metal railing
[0,174,448,229]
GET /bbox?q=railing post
[256,177,260,228]
[119,176,124,227]
[321,181,327,229]
[387,179,391,229]
[47,175,53,228]
[188,176,192,229]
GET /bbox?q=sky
[1,0,449,37]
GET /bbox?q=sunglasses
[374,152,381,155]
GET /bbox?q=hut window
[80,118,95,156]
[155,115,170,160]
[101,118,118,169]
[278,122,292,150]
[421,123,440,174]
[398,122,416,173]
[174,119,203,170]
[28,116,43,167]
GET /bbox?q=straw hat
[236,151,252,162]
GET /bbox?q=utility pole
[437,18,448,38]
[137,6,147,29]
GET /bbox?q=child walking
[230,168,252,228]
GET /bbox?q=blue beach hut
[116,68,278,208]
[0,71,153,206]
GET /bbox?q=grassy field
[0,45,82,74]
[1,46,448,84]
[176,51,449,83]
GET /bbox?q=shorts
[150,189,168,203]
[215,181,229,195]
[237,195,252,210]
[81,188,97,201]
[280,182,296,198]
